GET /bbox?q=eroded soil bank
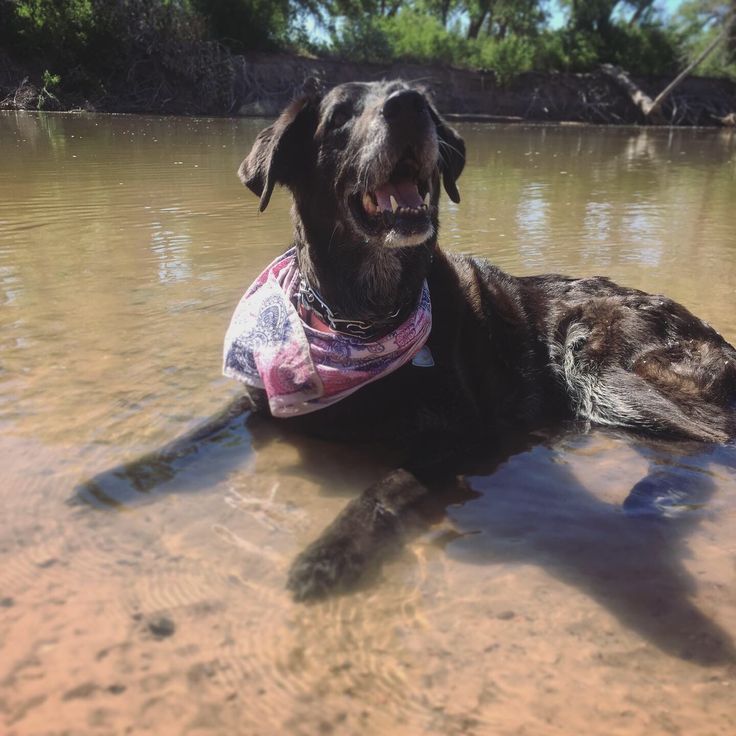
[2,49,735,125]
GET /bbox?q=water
[1,111,736,735]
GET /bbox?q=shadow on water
[72,396,255,508]
[450,430,736,667]
[74,399,736,667]
[72,396,397,509]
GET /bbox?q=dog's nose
[382,90,426,121]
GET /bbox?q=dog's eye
[329,107,352,131]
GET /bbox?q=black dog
[229,80,736,598]
[81,80,736,602]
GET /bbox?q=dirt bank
[2,49,735,125]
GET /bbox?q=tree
[465,0,545,40]
[191,0,293,51]
[420,0,459,27]
[564,0,657,33]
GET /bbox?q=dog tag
[412,346,435,368]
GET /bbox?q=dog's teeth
[362,192,377,215]
[423,192,430,205]
[390,195,399,213]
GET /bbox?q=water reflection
[515,182,550,268]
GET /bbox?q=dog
[81,80,736,603]
[231,78,736,599]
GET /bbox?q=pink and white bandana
[223,248,432,417]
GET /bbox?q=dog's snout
[382,90,426,122]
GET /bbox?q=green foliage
[1,0,94,65]
[36,68,61,110]
[327,5,679,81]
[471,34,537,82]
[531,23,679,75]
[381,11,468,65]
[606,23,680,75]
[0,0,732,103]
[1,0,298,63]
[681,29,736,80]
[330,15,393,62]
[527,29,594,72]
[41,69,60,89]
[674,1,736,79]
[468,0,546,39]
[190,0,292,52]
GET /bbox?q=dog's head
[238,80,465,250]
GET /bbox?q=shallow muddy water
[1,111,736,735]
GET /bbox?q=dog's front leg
[287,468,429,601]
[287,424,484,601]
[76,394,252,506]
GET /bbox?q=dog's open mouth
[348,154,432,241]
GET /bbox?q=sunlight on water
[1,111,735,735]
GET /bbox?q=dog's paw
[286,535,367,602]
[286,470,427,601]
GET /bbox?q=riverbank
[2,50,735,126]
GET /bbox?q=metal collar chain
[297,278,404,341]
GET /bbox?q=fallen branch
[714,111,736,126]
[602,12,735,124]
[600,64,666,122]
[647,13,735,119]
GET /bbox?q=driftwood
[600,63,666,122]
[648,14,735,119]
[602,12,735,125]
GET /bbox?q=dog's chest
[282,348,460,440]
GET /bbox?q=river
[1,111,735,735]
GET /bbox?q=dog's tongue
[375,179,424,211]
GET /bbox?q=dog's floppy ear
[427,104,466,204]
[238,85,321,212]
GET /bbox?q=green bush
[2,0,94,65]
[328,9,680,82]
[604,23,680,75]
[331,10,536,82]
[190,0,291,52]
[511,24,680,76]
[531,29,607,74]
[471,34,537,83]
[41,69,60,89]
[330,15,393,63]
[382,11,468,66]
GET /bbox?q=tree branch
[647,12,735,119]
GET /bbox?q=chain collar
[297,278,406,340]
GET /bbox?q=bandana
[223,248,432,417]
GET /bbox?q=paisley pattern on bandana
[223,248,432,417]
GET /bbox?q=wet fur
[238,80,736,600]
